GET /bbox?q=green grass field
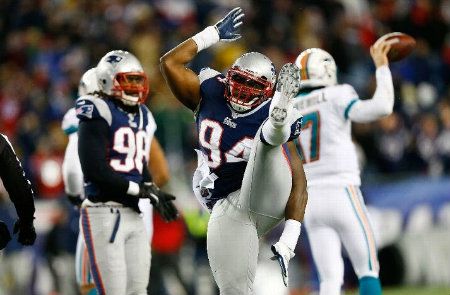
[347,287,450,295]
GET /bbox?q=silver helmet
[96,50,149,105]
[78,67,99,96]
[225,52,276,113]
[295,48,337,89]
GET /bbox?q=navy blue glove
[214,7,244,42]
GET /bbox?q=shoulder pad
[198,68,222,84]
[140,105,157,135]
[75,95,112,126]
[337,84,359,99]
[61,108,79,135]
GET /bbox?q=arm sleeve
[77,119,132,198]
[62,133,84,196]
[142,165,152,183]
[0,135,35,223]
[347,65,395,123]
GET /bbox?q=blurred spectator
[374,113,413,174]
[437,101,450,172]
[415,113,442,176]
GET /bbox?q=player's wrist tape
[192,26,220,52]
[279,219,302,251]
[127,181,140,196]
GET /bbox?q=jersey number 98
[110,127,149,173]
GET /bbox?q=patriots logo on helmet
[106,55,123,64]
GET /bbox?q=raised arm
[160,7,244,111]
[160,40,200,111]
[347,39,396,123]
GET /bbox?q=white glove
[271,241,295,287]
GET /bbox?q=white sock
[261,119,291,146]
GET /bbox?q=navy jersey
[76,95,156,199]
[195,68,302,209]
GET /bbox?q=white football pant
[207,127,293,295]
[80,205,150,295]
[304,185,379,295]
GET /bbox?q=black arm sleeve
[0,135,35,223]
[78,119,130,198]
[142,164,152,183]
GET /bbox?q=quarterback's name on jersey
[295,91,327,111]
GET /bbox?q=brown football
[374,32,416,62]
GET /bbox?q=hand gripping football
[374,32,416,62]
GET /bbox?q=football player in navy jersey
[161,7,308,293]
[76,50,178,295]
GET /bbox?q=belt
[81,198,124,208]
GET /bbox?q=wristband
[279,219,302,250]
[192,26,220,52]
[127,181,140,196]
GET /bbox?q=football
[374,32,416,62]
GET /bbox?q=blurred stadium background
[0,0,449,294]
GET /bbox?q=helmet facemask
[225,68,274,113]
[112,72,149,106]
[224,52,276,113]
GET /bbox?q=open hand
[214,7,245,42]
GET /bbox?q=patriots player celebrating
[292,41,396,295]
[161,7,308,293]
[75,50,178,295]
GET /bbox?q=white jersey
[62,107,79,135]
[293,84,361,187]
[61,108,84,196]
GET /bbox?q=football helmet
[78,67,99,96]
[96,50,149,105]
[294,48,337,89]
[225,52,276,113]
